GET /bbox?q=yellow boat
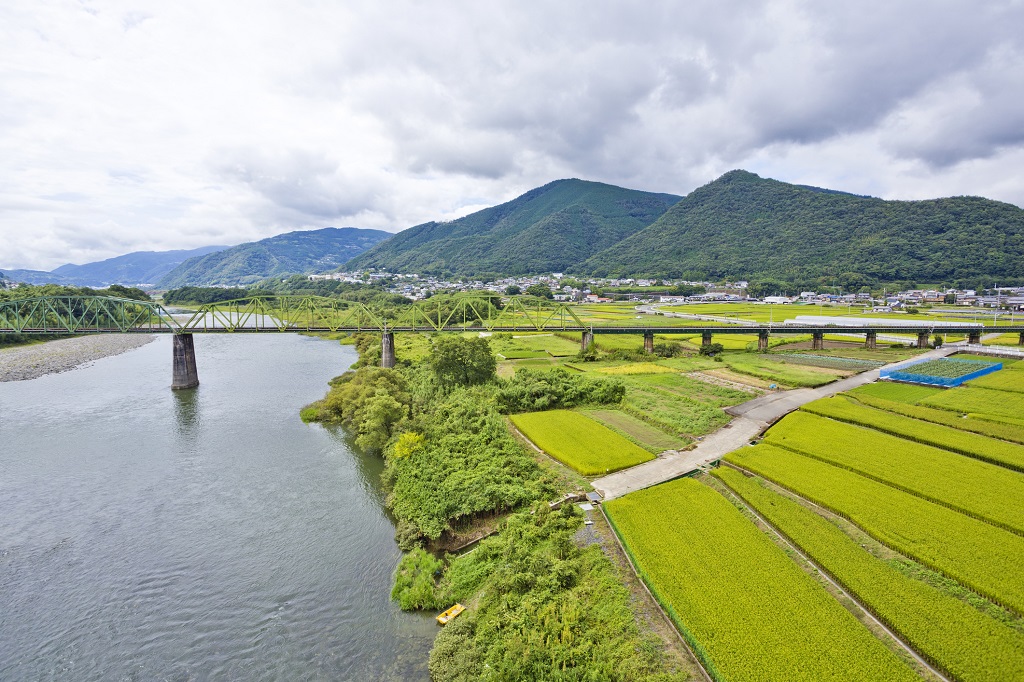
[436,603,465,625]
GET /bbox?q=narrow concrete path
[592,345,959,500]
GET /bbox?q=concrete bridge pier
[701,330,713,348]
[643,332,654,353]
[582,330,595,352]
[811,332,824,350]
[172,333,199,390]
[917,331,930,349]
[757,332,769,352]
[381,332,396,368]
[1019,332,1024,346]
[968,331,981,345]
[865,331,877,349]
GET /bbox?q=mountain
[159,227,391,287]
[581,170,1024,284]
[0,245,230,287]
[344,179,681,276]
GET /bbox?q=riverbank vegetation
[304,333,697,678]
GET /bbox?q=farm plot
[968,369,1024,394]
[801,396,1024,472]
[583,408,689,452]
[849,382,945,404]
[604,478,919,682]
[620,383,733,438]
[513,333,581,357]
[849,392,1024,445]
[764,411,1024,533]
[723,354,842,387]
[627,372,753,406]
[714,466,1024,682]
[593,362,677,375]
[882,358,1000,387]
[725,443,1024,614]
[922,386,1024,420]
[510,410,653,475]
[778,353,885,371]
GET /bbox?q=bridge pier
[582,330,594,352]
[865,331,877,349]
[381,332,396,368]
[811,332,824,350]
[172,333,199,390]
[917,331,930,349]
[968,331,981,345]
[701,330,712,347]
[643,332,654,353]
[757,332,769,352]
[1019,332,1024,346]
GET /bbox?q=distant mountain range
[1,245,229,288]
[581,170,1024,284]
[157,227,391,288]
[6,171,1023,290]
[345,179,681,276]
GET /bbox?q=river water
[0,334,436,680]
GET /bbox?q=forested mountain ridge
[1,245,229,287]
[581,170,1024,285]
[344,179,681,276]
[158,227,391,287]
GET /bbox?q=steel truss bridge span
[3,294,1023,389]
[3,294,1023,336]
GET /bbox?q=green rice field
[715,467,1024,682]
[509,409,654,475]
[583,408,689,452]
[604,478,920,682]
[764,411,1024,532]
[725,443,1024,614]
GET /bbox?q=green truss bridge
[2,294,1022,389]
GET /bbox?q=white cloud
[1,0,1023,269]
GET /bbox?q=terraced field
[604,478,920,682]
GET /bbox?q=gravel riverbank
[0,335,156,382]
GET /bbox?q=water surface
[0,334,435,680]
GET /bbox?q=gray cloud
[1,0,1023,270]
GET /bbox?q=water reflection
[172,386,200,446]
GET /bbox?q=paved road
[591,345,959,500]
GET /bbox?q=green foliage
[158,227,390,287]
[524,283,553,298]
[429,336,497,390]
[715,467,1024,682]
[304,366,411,453]
[0,283,151,302]
[495,367,625,413]
[510,410,654,475]
[384,386,552,543]
[428,505,686,681]
[697,342,723,356]
[391,547,443,611]
[504,284,521,295]
[605,478,919,682]
[583,169,1024,283]
[346,179,680,276]
[575,340,598,362]
[726,443,1024,614]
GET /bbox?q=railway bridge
[2,294,1022,389]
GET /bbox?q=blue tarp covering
[880,358,1002,387]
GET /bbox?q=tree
[698,342,724,356]
[429,336,497,390]
[524,283,553,299]
[504,284,521,295]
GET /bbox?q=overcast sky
[2,1,1023,270]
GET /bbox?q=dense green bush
[495,367,625,413]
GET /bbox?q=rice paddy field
[603,362,1024,682]
[604,478,921,682]
[509,409,654,475]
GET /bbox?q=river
[0,334,436,680]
